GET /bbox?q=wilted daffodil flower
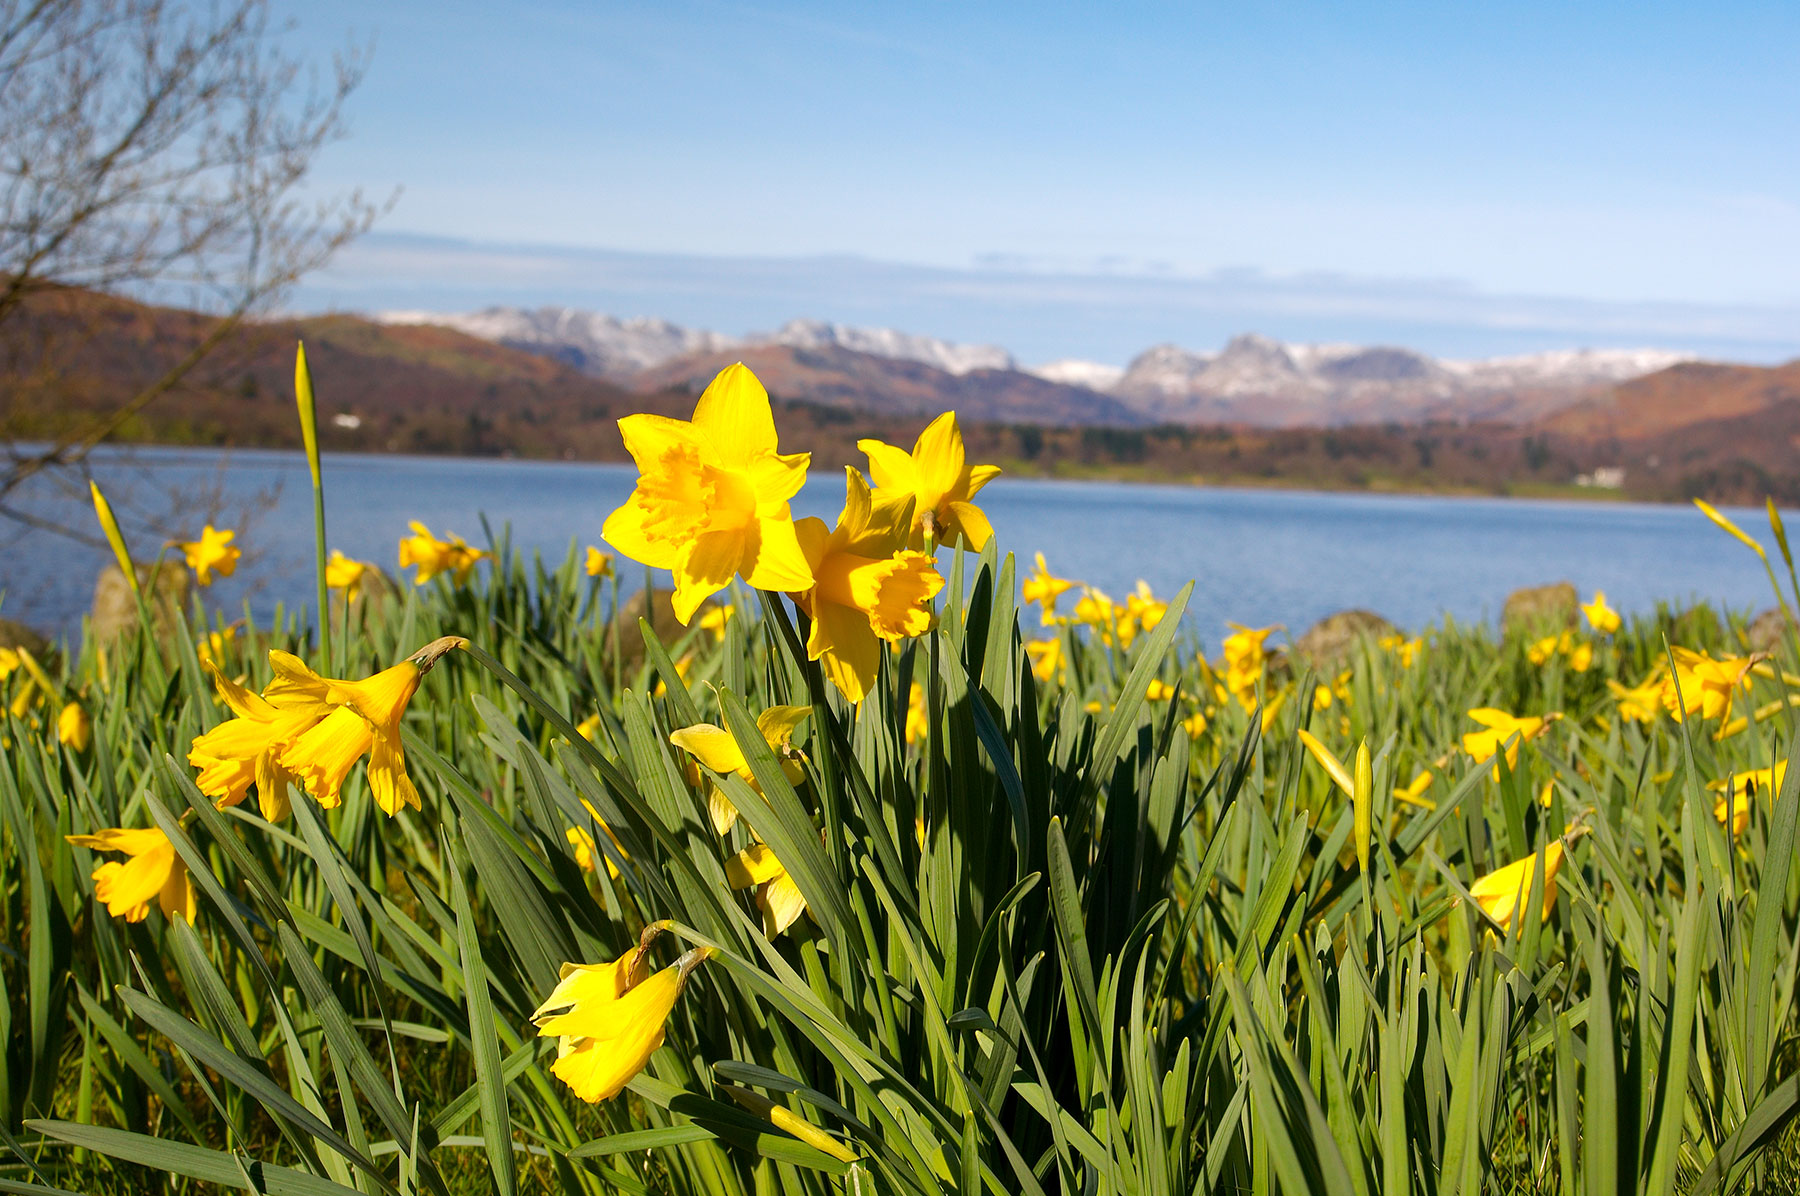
[669,705,810,834]
[859,411,1000,551]
[1469,839,1568,930]
[726,841,809,937]
[533,932,715,1104]
[1462,708,1560,779]
[792,469,944,704]
[1662,648,1758,724]
[173,525,240,586]
[265,636,466,815]
[188,660,322,821]
[1582,589,1621,634]
[399,522,489,586]
[64,826,196,924]
[602,362,813,624]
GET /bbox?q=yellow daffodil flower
[57,701,90,751]
[399,522,489,586]
[64,826,196,924]
[1709,762,1786,834]
[1607,672,1664,724]
[1376,633,1425,669]
[188,660,322,821]
[1662,648,1757,724]
[1469,840,1566,930]
[1183,710,1209,739]
[1222,623,1278,710]
[266,636,466,815]
[1462,708,1560,778]
[669,705,810,834]
[1582,590,1621,634]
[584,546,614,579]
[325,550,372,602]
[533,939,714,1104]
[1394,768,1436,809]
[1146,678,1177,701]
[1025,636,1065,684]
[575,712,602,742]
[198,625,238,668]
[699,604,734,642]
[173,525,240,586]
[1527,630,1592,672]
[905,682,928,746]
[1126,582,1168,637]
[726,841,809,937]
[567,799,628,880]
[791,469,944,704]
[1022,552,1077,623]
[0,646,18,681]
[601,363,813,624]
[858,410,1000,551]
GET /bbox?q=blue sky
[278,1,1800,364]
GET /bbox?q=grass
[3,463,1800,1195]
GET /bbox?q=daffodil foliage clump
[6,355,1800,1195]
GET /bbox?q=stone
[0,616,51,662]
[605,587,719,673]
[1502,582,1578,637]
[90,560,190,643]
[1746,606,1798,654]
[1293,609,1398,672]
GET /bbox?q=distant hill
[7,287,1799,506]
[382,304,1693,430]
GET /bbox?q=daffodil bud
[1353,739,1372,874]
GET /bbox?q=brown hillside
[1545,359,1800,438]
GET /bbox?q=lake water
[2,444,1789,643]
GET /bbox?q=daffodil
[1146,678,1177,701]
[699,604,734,642]
[0,647,18,681]
[719,1084,860,1163]
[602,363,814,623]
[791,469,944,704]
[1182,710,1209,738]
[64,826,196,924]
[1025,636,1065,684]
[1394,768,1435,809]
[584,546,614,579]
[533,939,714,1104]
[173,525,240,586]
[1125,582,1168,638]
[1662,648,1757,724]
[1462,708,1560,779]
[326,550,372,602]
[1607,672,1664,724]
[568,799,629,880]
[1222,623,1278,710]
[726,841,809,937]
[266,637,466,815]
[669,705,810,834]
[1469,840,1565,930]
[1527,630,1592,672]
[1582,590,1621,634]
[858,411,1000,551]
[199,625,238,667]
[1709,762,1786,834]
[1376,633,1425,669]
[575,712,602,742]
[905,681,929,746]
[1022,552,1077,623]
[398,522,489,586]
[187,661,321,820]
[57,701,90,751]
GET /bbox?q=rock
[1293,609,1398,672]
[0,616,51,662]
[1746,606,1798,654]
[90,560,190,643]
[1502,582,1578,637]
[605,587,719,673]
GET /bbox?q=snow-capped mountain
[1108,334,1696,425]
[376,305,1696,429]
[751,319,1014,375]
[375,307,1013,381]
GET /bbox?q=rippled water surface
[3,445,1786,640]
